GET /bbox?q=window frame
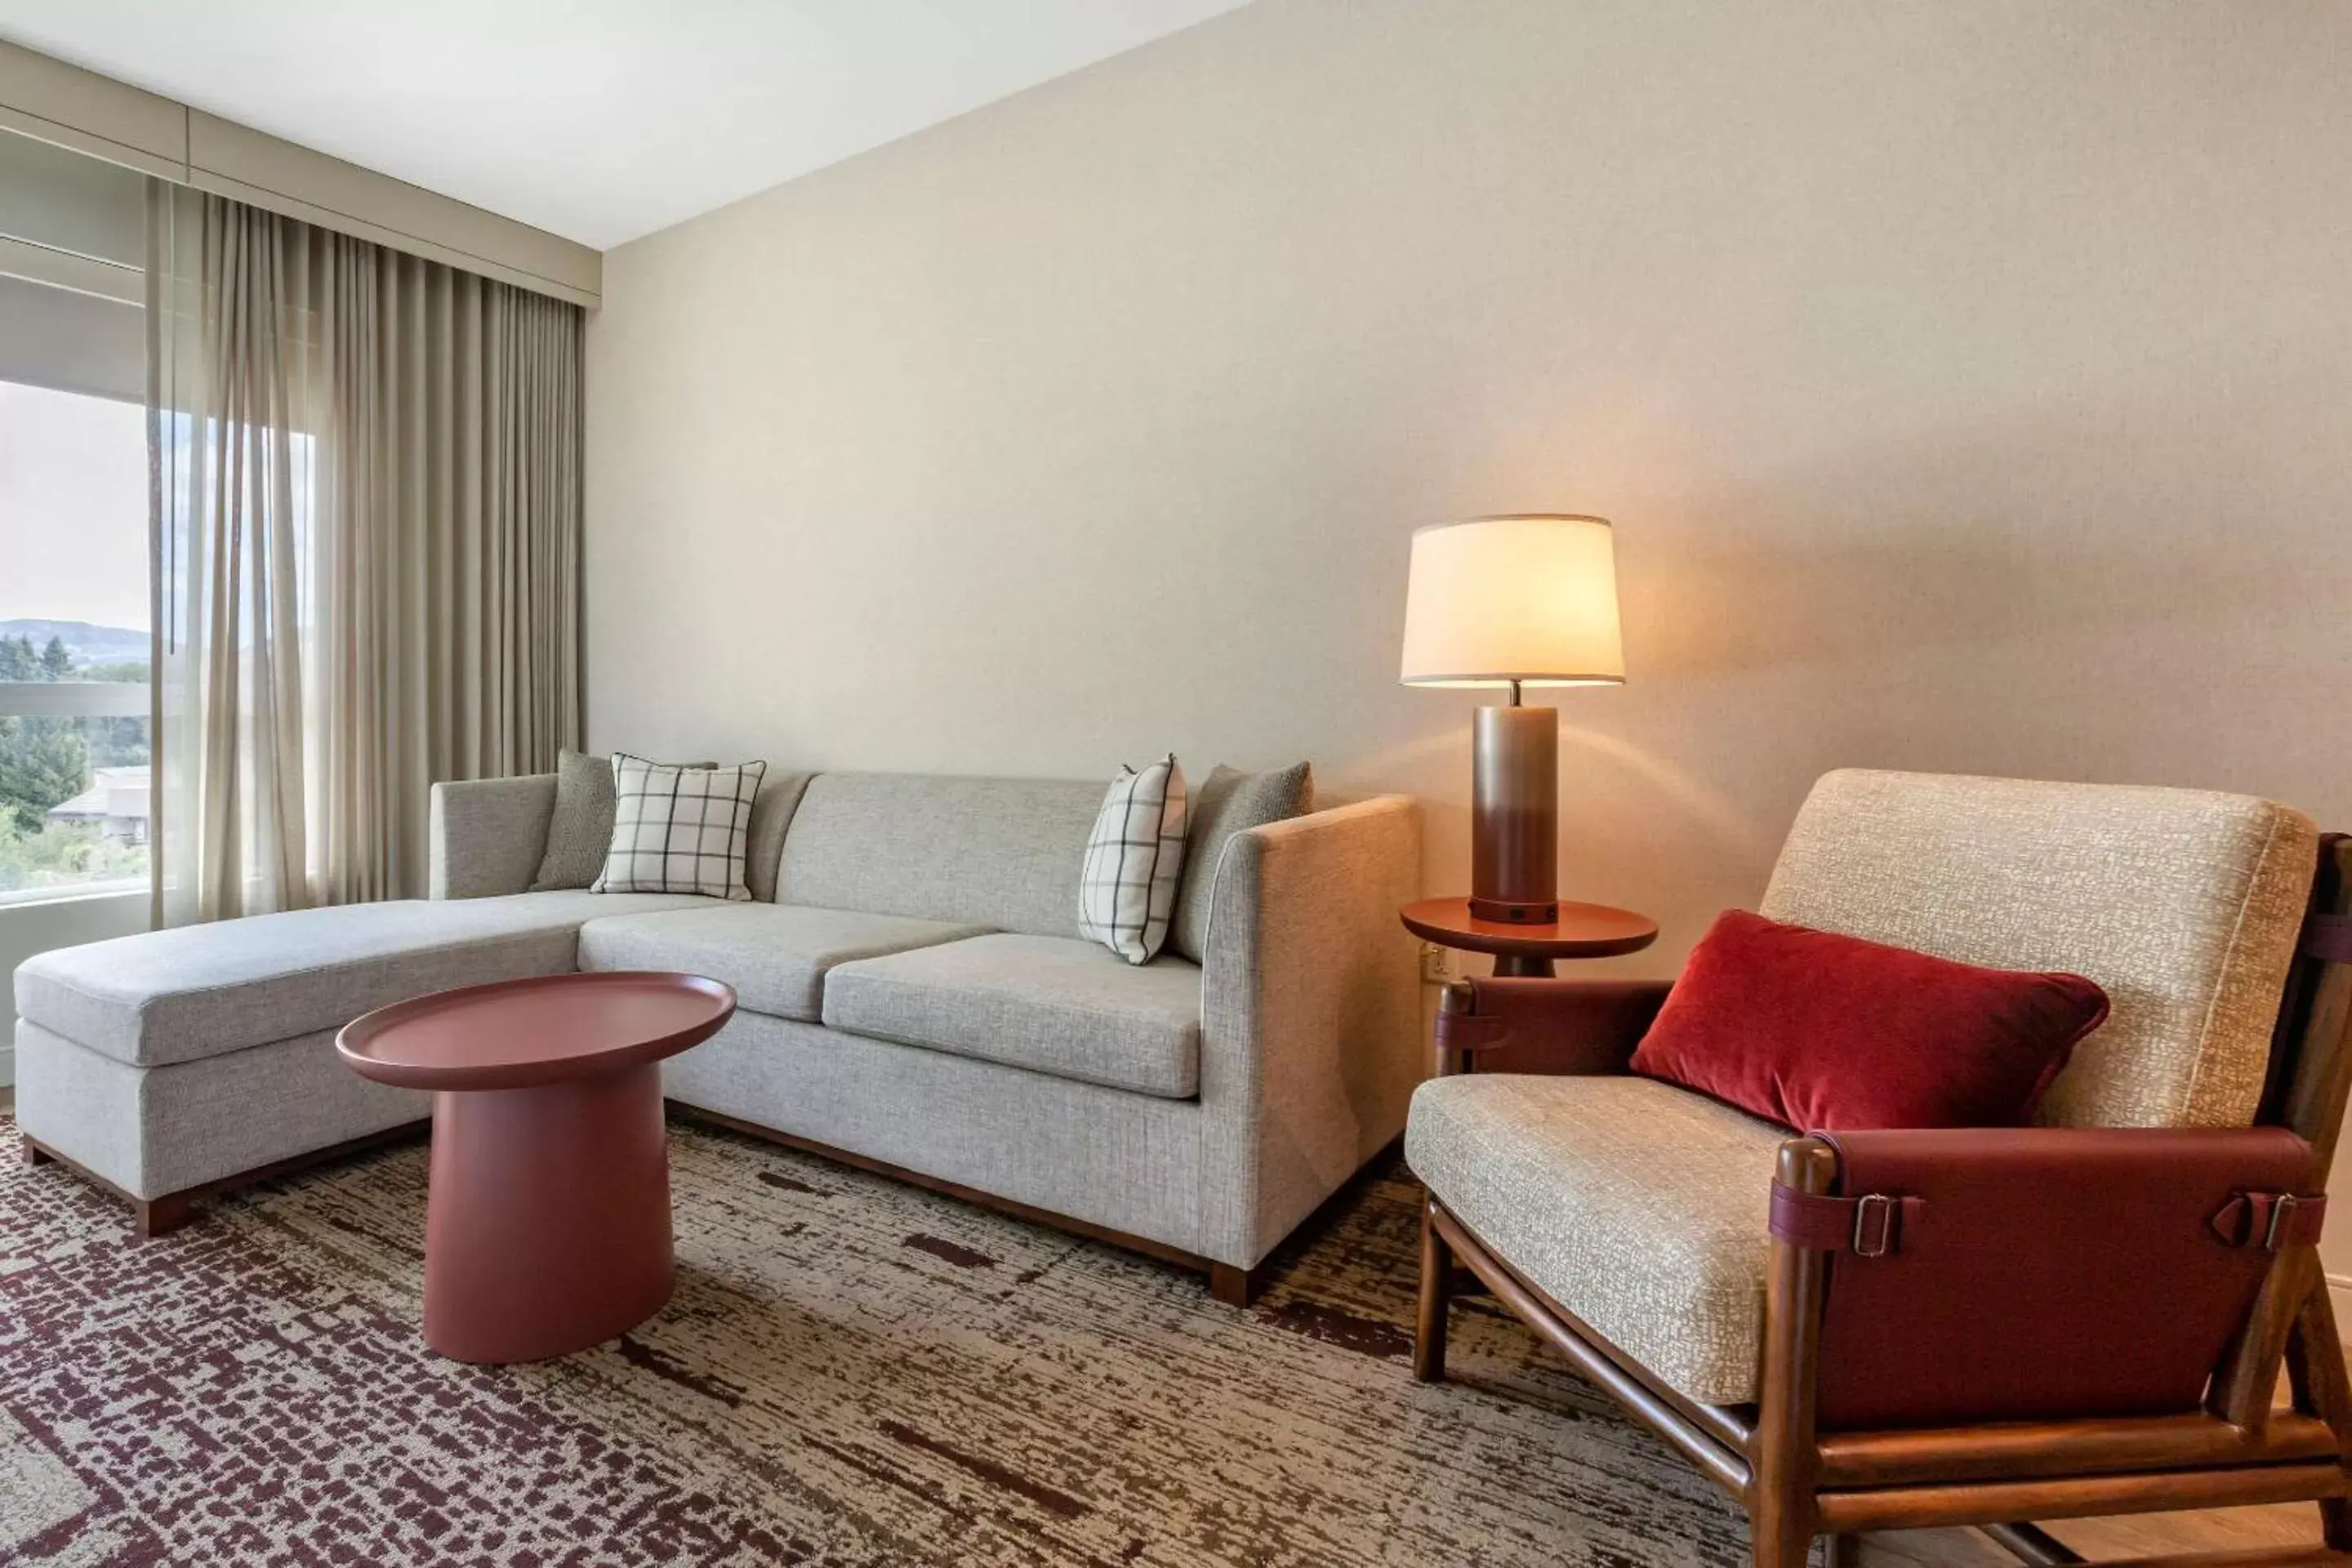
[0,680,149,720]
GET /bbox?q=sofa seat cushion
[472,890,727,925]
[577,903,989,1022]
[11,892,714,1069]
[1405,1072,1788,1406]
[822,933,1202,1098]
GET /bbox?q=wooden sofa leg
[1414,1193,1452,1383]
[21,1134,53,1169]
[2323,1499,2352,1551]
[134,1192,195,1240]
[1209,1262,1263,1307]
[1821,1535,1860,1568]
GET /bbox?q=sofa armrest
[1435,975,1673,1076]
[1197,794,1423,1268]
[1766,1125,2323,1432]
[429,774,558,899]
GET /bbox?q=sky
[0,380,150,630]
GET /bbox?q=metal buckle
[1851,1193,1897,1258]
[2265,1193,2300,1253]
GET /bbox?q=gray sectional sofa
[14,770,1422,1301]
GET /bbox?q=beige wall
[586,0,2351,972]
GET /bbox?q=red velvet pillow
[1628,910,2109,1131]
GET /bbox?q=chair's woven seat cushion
[1406,1073,1788,1405]
[1762,770,2318,1129]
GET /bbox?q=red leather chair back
[1787,1126,2322,1430]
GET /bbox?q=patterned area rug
[2,1113,1757,1566]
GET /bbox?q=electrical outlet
[1419,942,1452,986]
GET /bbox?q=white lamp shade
[1399,514,1624,688]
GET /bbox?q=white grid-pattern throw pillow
[591,753,768,900]
[1078,755,1188,964]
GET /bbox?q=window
[0,376,151,901]
[1,126,150,903]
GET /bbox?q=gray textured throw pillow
[529,750,717,892]
[1170,762,1313,963]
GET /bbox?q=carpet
[2,1114,1757,1566]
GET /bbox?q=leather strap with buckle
[1432,1009,1509,1054]
[1770,1186,1926,1257]
[2211,1190,2328,1251]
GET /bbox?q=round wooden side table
[1401,895,1658,978]
[336,970,736,1365]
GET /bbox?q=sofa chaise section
[13,891,712,1232]
[18,893,710,1067]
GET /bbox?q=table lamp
[1399,514,1624,924]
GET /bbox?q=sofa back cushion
[777,773,1104,936]
[1760,769,2317,1130]
[745,772,816,902]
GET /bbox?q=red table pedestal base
[422,1062,674,1364]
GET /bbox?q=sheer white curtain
[147,185,581,924]
[147,189,316,922]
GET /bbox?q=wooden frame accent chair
[1406,770,2352,1566]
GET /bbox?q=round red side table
[336,971,735,1365]
[1401,895,1658,978]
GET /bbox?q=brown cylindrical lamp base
[1469,704,1558,924]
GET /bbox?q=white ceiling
[0,0,1252,250]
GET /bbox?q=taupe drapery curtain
[147,185,581,922]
